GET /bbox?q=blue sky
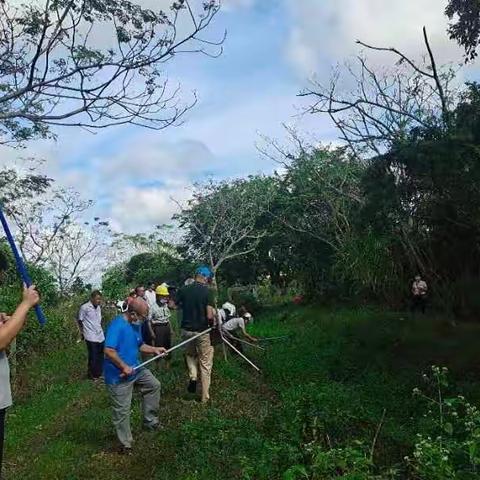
[3,0,475,233]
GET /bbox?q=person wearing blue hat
[176,265,216,403]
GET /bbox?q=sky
[1,0,475,234]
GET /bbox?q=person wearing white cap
[221,311,257,352]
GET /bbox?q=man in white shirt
[144,283,156,309]
[411,275,428,314]
[222,312,257,352]
[78,290,105,380]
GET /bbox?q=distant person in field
[176,266,215,403]
[144,283,157,309]
[77,290,104,381]
[222,311,257,352]
[411,274,428,314]
[0,251,40,478]
[104,297,167,454]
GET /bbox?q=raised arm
[0,286,40,351]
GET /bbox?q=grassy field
[4,306,480,479]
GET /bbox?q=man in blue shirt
[104,297,167,454]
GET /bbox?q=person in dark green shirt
[176,266,215,402]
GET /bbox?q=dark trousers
[411,295,426,314]
[0,408,6,480]
[86,340,104,379]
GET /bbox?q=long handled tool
[134,327,213,371]
[258,335,291,342]
[223,330,265,350]
[0,207,46,325]
[220,328,261,372]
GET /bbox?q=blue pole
[0,207,46,325]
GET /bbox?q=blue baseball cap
[195,265,213,279]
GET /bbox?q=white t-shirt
[0,351,12,409]
[412,280,428,296]
[78,302,105,342]
[222,317,245,333]
[145,290,156,308]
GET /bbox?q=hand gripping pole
[0,207,46,325]
[134,327,213,371]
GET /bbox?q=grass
[4,305,480,479]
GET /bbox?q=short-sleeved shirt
[78,301,104,343]
[145,290,156,308]
[222,317,246,333]
[104,315,143,385]
[0,351,12,409]
[176,282,214,332]
[412,280,428,296]
[149,302,171,325]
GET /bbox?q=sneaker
[187,379,197,394]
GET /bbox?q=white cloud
[110,181,192,232]
[221,0,256,10]
[285,0,463,78]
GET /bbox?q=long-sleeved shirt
[78,301,104,343]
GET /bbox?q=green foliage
[446,0,480,61]
[407,366,480,479]
[101,262,130,300]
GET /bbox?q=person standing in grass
[411,274,428,314]
[77,290,104,381]
[143,284,174,370]
[0,250,40,478]
[104,297,167,454]
[176,266,215,403]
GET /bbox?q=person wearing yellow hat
[144,283,174,369]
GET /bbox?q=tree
[173,177,275,286]
[0,0,222,146]
[0,167,52,212]
[300,28,455,158]
[10,187,92,266]
[446,0,480,61]
[47,218,110,293]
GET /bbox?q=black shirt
[176,282,214,332]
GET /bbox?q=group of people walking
[75,265,255,454]
[0,247,430,474]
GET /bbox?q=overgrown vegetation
[6,306,480,479]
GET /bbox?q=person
[77,290,104,381]
[222,311,257,352]
[144,284,174,369]
[135,285,146,301]
[411,274,428,314]
[176,266,215,403]
[104,297,167,454]
[144,283,156,309]
[0,251,40,478]
[217,302,236,325]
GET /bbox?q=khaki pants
[181,330,214,402]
